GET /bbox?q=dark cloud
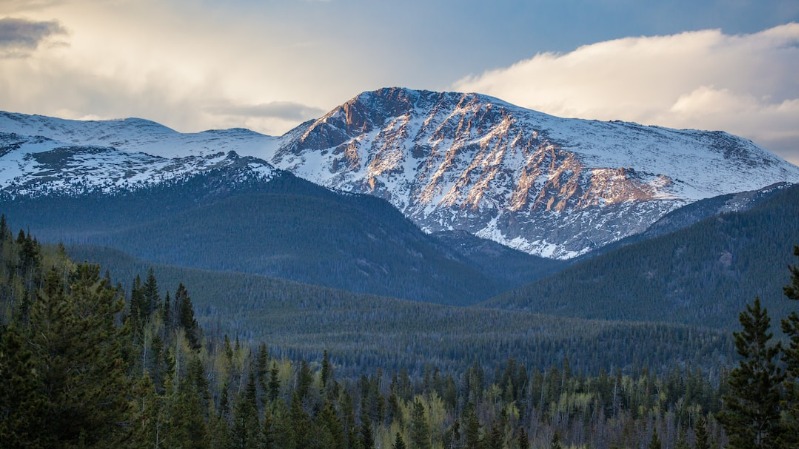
[0,17,66,57]
[210,101,326,121]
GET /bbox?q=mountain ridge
[2,87,798,258]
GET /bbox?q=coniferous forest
[1,219,799,448]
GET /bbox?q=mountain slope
[0,151,547,305]
[485,183,799,329]
[3,88,798,258]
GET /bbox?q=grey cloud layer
[210,101,326,122]
[0,17,66,57]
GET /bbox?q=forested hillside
[69,244,733,377]
[488,183,799,329]
[0,222,736,449]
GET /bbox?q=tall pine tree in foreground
[780,245,799,448]
[719,297,784,449]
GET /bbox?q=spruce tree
[780,245,799,448]
[694,416,710,449]
[648,428,662,449]
[464,406,481,449]
[0,324,47,448]
[360,412,375,449]
[393,432,407,449]
[410,399,432,449]
[517,427,529,449]
[550,432,563,449]
[29,265,131,448]
[719,297,784,449]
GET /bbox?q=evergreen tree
[360,412,375,449]
[230,371,260,449]
[260,407,275,449]
[268,363,281,402]
[675,427,689,449]
[175,283,201,350]
[318,401,345,449]
[780,245,799,448]
[517,427,528,449]
[296,360,313,401]
[0,324,46,448]
[464,406,481,449]
[550,432,563,449]
[719,297,785,449]
[410,399,432,449]
[694,417,709,449]
[393,432,407,449]
[128,374,163,449]
[648,428,662,449]
[30,265,131,448]
[289,392,312,448]
[143,267,160,315]
[322,349,332,388]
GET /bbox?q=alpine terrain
[1,87,798,259]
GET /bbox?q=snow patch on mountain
[0,132,276,198]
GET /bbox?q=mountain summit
[267,87,799,257]
[2,87,798,258]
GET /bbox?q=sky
[1,0,798,164]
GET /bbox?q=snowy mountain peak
[270,87,799,258]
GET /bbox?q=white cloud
[454,23,799,164]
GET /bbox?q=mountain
[4,89,797,259]
[0,111,278,158]
[484,182,799,329]
[0,147,558,305]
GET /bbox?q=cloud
[454,23,799,164]
[209,101,326,122]
[0,17,66,57]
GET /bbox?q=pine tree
[318,401,345,449]
[780,245,799,448]
[175,283,201,350]
[410,399,432,449]
[0,324,47,448]
[550,431,563,449]
[648,427,662,449]
[322,349,332,388]
[143,267,161,315]
[230,371,260,449]
[675,427,689,449]
[719,297,785,449]
[296,360,313,400]
[360,412,375,449]
[29,265,131,448]
[464,406,481,449]
[268,363,281,402]
[517,427,529,449]
[694,416,709,449]
[393,432,407,449]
